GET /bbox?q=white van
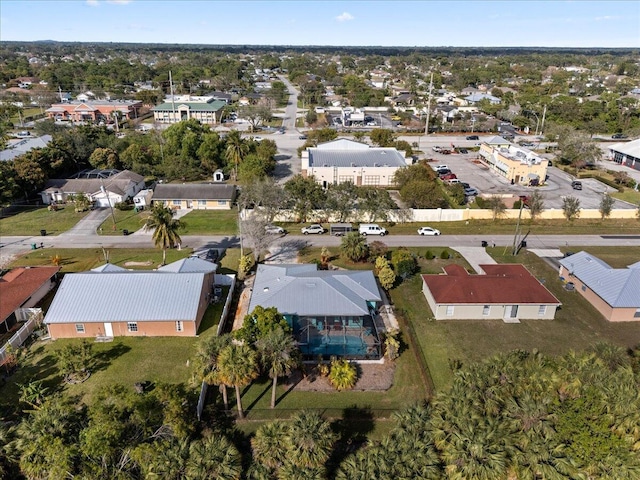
[359,224,387,236]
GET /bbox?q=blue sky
[1,1,638,48]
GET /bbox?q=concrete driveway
[61,207,112,236]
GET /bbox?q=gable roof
[422,264,560,305]
[248,264,381,317]
[152,183,236,201]
[151,100,226,112]
[158,256,217,273]
[559,251,640,308]
[608,138,640,159]
[316,138,370,150]
[91,263,128,272]
[485,136,512,145]
[42,170,143,196]
[44,271,206,324]
[0,267,60,322]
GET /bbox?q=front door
[186,200,192,208]
[505,305,518,319]
[104,322,113,337]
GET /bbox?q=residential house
[0,267,60,334]
[151,95,226,125]
[421,264,561,321]
[248,264,383,359]
[478,137,548,186]
[608,138,639,172]
[558,251,640,322]
[301,138,410,188]
[152,183,236,210]
[0,135,52,162]
[465,92,501,105]
[46,99,142,123]
[44,257,217,339]
[40,169,145,207]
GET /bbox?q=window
[482,305,490,316]
[198,200,207,206]
[75,324,85,333]
[217,200,227,206]
[127,322,138,332]
[338,176,352,184]
[446,305,454,316]
[634,309,640,318]
[581,285,586,292]
[172,200,181,206]
[538,305,547,316]
[176,321,183,332]
[363,175,380,186]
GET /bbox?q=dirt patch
[124,260,153,267]
[285,362,395,392]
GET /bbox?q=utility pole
[421,72,434,153]
[540,105,547,136]
[169,71,176,124]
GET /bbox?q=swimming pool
[301,334,369,357]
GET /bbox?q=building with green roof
[151,96,226,125]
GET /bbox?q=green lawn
[98,208,147,235]
[12,247,195,272]
[393,246,640,391]
[0,206,90,236]
[177,210,240,235]
[611,189,640,206]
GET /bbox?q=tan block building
[152,183,236,210]
[422,264,561,321]
[45,258,217,339]
[558,251,640,322]
[479,136,548,186]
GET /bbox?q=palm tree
[285,410,336,469]
[328,359,357,391]
[251,421,289,470]
[255,327,300,408]
[225,130,248,181]
[340,231,369,262]
[192,334,232,410]
[185,434,242,480]
[217,343,259,418]
[143,203,184,265]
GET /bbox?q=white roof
[45,271,206,324]
[248,264,381,317]
[608,138,640,159]
[158,256,217,273]
[559,251,640,308]
[91,263,127,272]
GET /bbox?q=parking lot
[427,148,633,210]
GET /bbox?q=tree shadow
[275,369,304,406]
[244,377,271,413]
[327,405,375,477]
[91,342,132,373]
[264,238,308,263]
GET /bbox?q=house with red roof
[0,266,60,334]
[421,264,561,321]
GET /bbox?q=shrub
[440,249,450,259]
[368,241,389,262]
[378,265,396,290]
[114,201,134,211]
[425,250,434,260]
[328,359,357,391]
[391,249,417,280]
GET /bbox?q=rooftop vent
[263,287,269,292]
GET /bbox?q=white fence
[244,207,637,223]
[214,274,236,336]
[196,381,208,420]
[0,309,43,364]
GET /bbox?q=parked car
[466,135,479,140]
[446,178,461,185]
[434,164,449,171]
[612,133,627,139]
[461,182,470,189]
[571,180,582,190]
[299,134,307,140]
[458,148,468,154]
[417,226,441,236]
[464,187,478,196]
[432,146,443,153]
[437,168,452,176]
[440,173,457,181]
[359,224,387,236]
[265,224,285,235]
[301,224,325,234]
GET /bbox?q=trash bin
[520,240,527,248]
[123,229,129,236]
[40,229,46,236]
[31,243,37,250]
[481,240,488,247]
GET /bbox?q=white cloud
[336,12,354,22]
[595,15,621,21]
[86,0,99,6]
[107,0,132,4]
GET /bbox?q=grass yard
[177,210,239,235]
[98,208,147,235]
[393,246,640,391]
[0,206,90,236]
[611,189,640,206]
[12,247,194,272]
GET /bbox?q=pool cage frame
[293,309,382,360]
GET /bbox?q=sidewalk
[450,246,497,274]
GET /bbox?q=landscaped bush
[391,249,418,280]
[425,250,434,260]
[114,201,134,211]
[440,249,450,259]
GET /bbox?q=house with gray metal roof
[608,137,640,172]
[152,183,236,210]
[301,138,410,188]
[558,251,640,322]
[44,257,217,338]
[248,264,383,359]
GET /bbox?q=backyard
[0,206,90,236]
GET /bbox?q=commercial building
[151,95,226,125]
[478,136,548,186]
[45,99,142,122]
